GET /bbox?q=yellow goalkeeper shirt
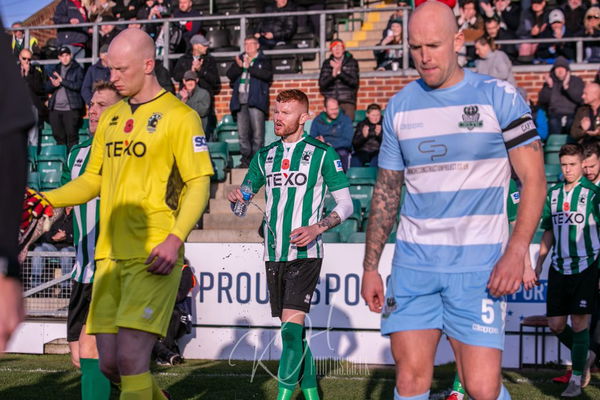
[45,90,214,260]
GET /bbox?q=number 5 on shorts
[481,299,495,324]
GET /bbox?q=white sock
[570,374,582,385]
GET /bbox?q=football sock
[151,375,168,400]
[120,372,152,400]
[301,387,320,400]
[80,358,111,400]
[451,372,466,395]
[572,329,589,377]
[278,322,304,392]
[393,388,430,400]
[300,336,317,390]
[496,385,511,400]
[557,325,574,350]
[276,388,294,400]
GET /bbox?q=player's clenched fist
[20,188,53,234]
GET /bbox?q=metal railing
[22,251,74,318]
[7,6,600,73]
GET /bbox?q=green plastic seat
[210,158,227,182]
[40,135,58,147]
[39,167,63,190]
[217,131,240,154]
[27,146,38,163]
[545,164,562,183]
[321,231,341,243]
[347,231,366,243]
[354,110,366,123]
[330,219,358,242]
[43,121,52,131]
[41,128,54,137]
[39,145,67,163]
[347,167,377,185]
[27,171,40,191]
[544,152,560,165]
[216,114,237,132]
[349,184,373,211]
[208,141,229,161]
[545,134,568,149]
[264,120,277,146]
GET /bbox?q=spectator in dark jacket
[173,0,201,52]
[46,46,84,149]
[562,0,586,36]
[535,9,578,61]
[18,49,47,124]
[81,44,110,105]
[113,0,140,19]
[53,0,89,60]
[136,0,169,40]
[177,71,211,130]
[310,97,354,172]
[479,0,521,35]
[154,62,175,93]
[516,0,550,62]
[227,37,273,168]
[318,39,359,121]
[254,0,297,49]
[571,82,600,142]
[484,16,518,62]
[351,103,383,167]
[98,15,120,50]
[538,56,584,135]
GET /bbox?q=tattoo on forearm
[363,169,403,271]
[318,211,341,230]
[522,140,542,152]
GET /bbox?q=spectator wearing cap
[538,56,584,134]
[479,0,521,35]
[98,15,119,49]
[172,34,220,136]
[173,0,202,52]
[318,39,359,121]
[374,19,404,71]
[10,22,40,59]
[227,36,273,168]
[254,0,297,50]
[562,0,586,37]
[53,0,89,60]
[46,46,84,150]
[516,0,550,63]
[583,7,600,63]
[456,0,483,66]
[483,15,518,62]
[571,82,600,142]
[177,71,210,130]
[81,44,110,105]
[536,8,578,61]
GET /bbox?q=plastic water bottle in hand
[233,180,253,217]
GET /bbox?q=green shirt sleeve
[61,150,74,186]
[540,191,552,231]
[322,146,350,192]
[244,150,266,193]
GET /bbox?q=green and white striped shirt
[245,135,349,262]
[541,177,600,275]
[61,138,99,283]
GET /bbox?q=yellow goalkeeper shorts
[86,258,182,337]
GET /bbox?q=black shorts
[265,258,322,318]
[67,281,93,342]
[547,265,599,317]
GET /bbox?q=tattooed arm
[361,168,404,313]
[290,187,352,247]
[363,168,404,271]
[488,139,546,297]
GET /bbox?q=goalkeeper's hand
[20,188,53,234]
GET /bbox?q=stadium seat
[330,219,358,242]
[207,142,230,179]
[349,184,373,211]
[347,167,377,185]
[40,134,57,147]
[27,146,38,163]
[39,164,63,190]
[206,29,230,49]
[216,59,234,77]
[271,56,300,74]
[545,164,562,183]
[264,121,277,146]
[208,141,229,160]
[38,145,67,163]
[43,121,52,131]
[544,151,560,165]
[354,110,366,124]
[41,128,53,137]
[347,231,366,243]
[217,130,240,154]
[211,158,228,182]
[217,114,237,131]
[27,172,40,191]
[545,134,568,151]
[321,231,341,243]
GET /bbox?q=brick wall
[214,69,600,120]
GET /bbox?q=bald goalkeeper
[37,29,214,399]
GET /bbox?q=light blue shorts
[381,267,507,350]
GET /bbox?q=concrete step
[208,198,265,215]
[44,338,69,354]
[230,168,249,184]
[203,212,264,230]
[188,229,262,243]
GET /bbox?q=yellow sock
[151,376,167,400]
[120,372,152,400]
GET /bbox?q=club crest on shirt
[146,112,162,133]
[301,150,312,165]
[459,105,483,131]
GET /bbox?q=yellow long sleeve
[43,172,102,208]
[170,175,210,241]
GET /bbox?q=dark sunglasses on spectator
[588,15,600,19]
[20,57,31,61]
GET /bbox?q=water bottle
[232,180,253,217]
